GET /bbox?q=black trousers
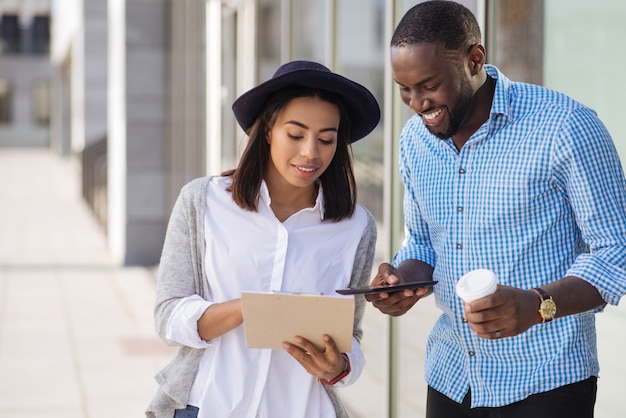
[426,377,597,418]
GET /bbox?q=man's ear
[468,44,486,75]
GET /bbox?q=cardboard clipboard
[240,291,354,352]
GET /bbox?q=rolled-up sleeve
[556,108,626,305]
[166,295,214,348]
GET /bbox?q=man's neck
[451,75,496,150]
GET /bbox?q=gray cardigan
[145,177,377,418]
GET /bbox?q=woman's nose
[300,136,319,159]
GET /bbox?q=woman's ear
[265,128,271,145]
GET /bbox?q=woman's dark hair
[224,86,357,221]
[391,0,481,52]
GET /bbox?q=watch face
[540,298,557,321]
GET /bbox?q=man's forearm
[541,276,605,319]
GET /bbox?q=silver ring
[494,330,502,339]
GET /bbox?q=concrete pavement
[0,149,176,417]
[0,148,624,417]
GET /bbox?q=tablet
[336,281,438,295]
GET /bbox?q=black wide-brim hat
[232,60,381,142]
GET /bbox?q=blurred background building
[1,0,625,416]
[0,0,50,147]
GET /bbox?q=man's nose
[409,90,428,114]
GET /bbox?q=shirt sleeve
[553,107,626,305]
[165,294,215,348]
[393,122,437,268]
[330,337,365,387]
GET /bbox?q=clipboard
[241,291,354,352]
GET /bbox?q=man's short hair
[391,0,481,51]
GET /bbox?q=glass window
[32,80,50,125]
[0,13,50,55]
[543,0,626,164]
[257,0,282,84]
[486,0,544,84]
[220,4,238,170]
[487,0,626,166]
[0,14,20,54]
[336,0,385,221]
[32,15,50,55]
[0,79,12,123]
[291,0,327,62]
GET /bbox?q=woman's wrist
[319,353,351,385]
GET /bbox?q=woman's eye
[287,133,303,139]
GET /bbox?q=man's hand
[365,261,433,317]
[464,276,605,339]
[463,285,540,339]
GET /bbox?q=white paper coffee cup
[456,269,497,303]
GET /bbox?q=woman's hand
[282,334,346,381]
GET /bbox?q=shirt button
[456,243,463,249]
[457,206,463,212]
[459,168,466,174]
[469,351,475,356]
[462,318,468,323]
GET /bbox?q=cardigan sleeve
[350,207,377,344]
[331,207,377,388]
[147,177,211,417]
[154,177,210,344]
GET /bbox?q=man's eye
[425,83,440,91]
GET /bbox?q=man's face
[391,43,475,139]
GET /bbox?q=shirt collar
[259,180,325,221]
[484,64,512,121]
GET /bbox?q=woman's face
[266,96,339,190]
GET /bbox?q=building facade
[0,0,51,147]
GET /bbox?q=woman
[146,60,380,418]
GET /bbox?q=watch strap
[319,353,351,385]
[531,287,550,300]
[531,287,556,322]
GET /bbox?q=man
[365,1,626,417]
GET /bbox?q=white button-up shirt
[166,176,368,417]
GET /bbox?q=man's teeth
[423,108,442,120]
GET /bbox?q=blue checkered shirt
[393,65,626,407]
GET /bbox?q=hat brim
[232,68,380,142]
